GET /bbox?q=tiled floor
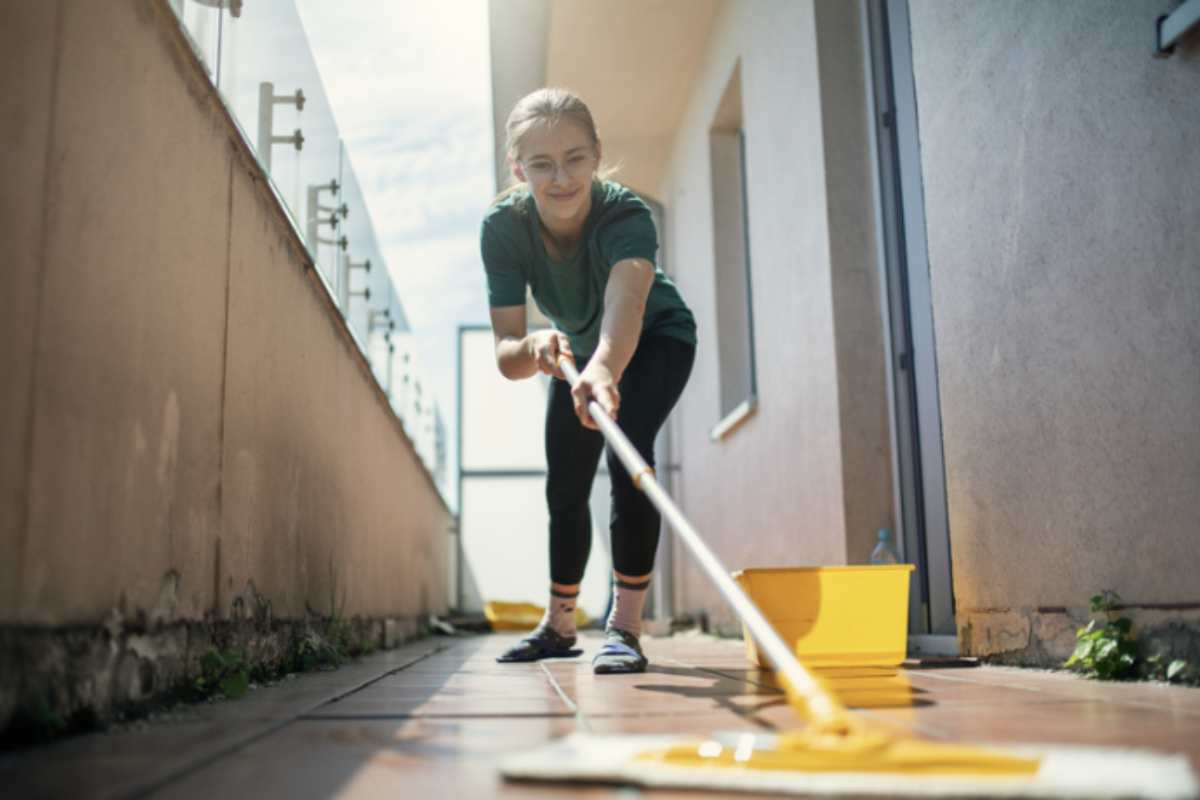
[3,632,1199,798]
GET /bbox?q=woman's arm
[491,305,573,381]
[573,257,655,427]
[591,257,655,380]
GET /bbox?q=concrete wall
[907,1,1200,659]
[816,0,895,574]
[0,0,452,629]
[659,0,893,631]
[0,1,59,621]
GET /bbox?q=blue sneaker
[592,627,648,674]
[496,624,581,663]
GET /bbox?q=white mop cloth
[500,733,1199,799]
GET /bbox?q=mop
[498,356,1199,799]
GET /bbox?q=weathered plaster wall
[659,0,893,631]
[907,1,1200,657]
[0,0,452,728]
[0,0,60,622]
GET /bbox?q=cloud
[297,1,491,123]
[385,235,489,324]
[294,0,496,507]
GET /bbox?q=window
[708,63,758,440]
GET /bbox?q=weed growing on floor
[0,698,100,749]
[193,649,251,699]
[289,622,349,672]
[1064,591,1196,685]
[190,616,379,703]
[1143,654,1196,685]
[8,698,66,744]
[1065,591,1136,679]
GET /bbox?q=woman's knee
[610,478,659,526]
[605,437,657,481]
[546,479,591,516]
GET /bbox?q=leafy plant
[193,649,251,699]
[1064,591,1138,680]
[289,625,348,673]
[1143,653,1196,685]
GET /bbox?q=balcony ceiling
[490,0,720,199]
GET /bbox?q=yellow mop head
[501,732,1198,798]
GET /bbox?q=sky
[295,0,496,507]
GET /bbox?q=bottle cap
[877,528,891,541]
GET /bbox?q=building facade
[487,0,1200,664]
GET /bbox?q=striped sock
[606,577,650,637]
[542,587,578,637]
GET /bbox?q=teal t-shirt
[480,180,697,360]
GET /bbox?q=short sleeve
[480,219,527,307]
[596,194,659,268]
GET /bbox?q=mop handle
[557,356,849,729]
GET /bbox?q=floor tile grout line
[910,670,1200,717]
[661,656,783,694]
[663,658,965,740]
[657,656,789,731]
[679,662,1200,724]
[656,659,1085,737]
[540,658,1132,743]
[569,710,781,720]
[540,662,593,734]
[120,644,447,799]
[297,709,750,721]
[911,671,1060,691]
[677,660,963,736]
[299,712,580,721]
[853,707,953,740]
[317,645,450,706]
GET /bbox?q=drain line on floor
[540,662,593,734]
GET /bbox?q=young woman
[480,88,696,674]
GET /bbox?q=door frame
[862,0,957,643]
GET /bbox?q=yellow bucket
[483,600,589,631]
[732,565,915,668]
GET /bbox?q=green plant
[1143,654,1195,685]
[1064,591,1138,680]
[25,698,66,741]
[193,649,251,699]
[289,625,348,672]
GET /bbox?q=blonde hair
[493,87,617,206]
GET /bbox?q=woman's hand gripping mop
[498,355,1199,799]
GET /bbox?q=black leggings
[545,335,695,584]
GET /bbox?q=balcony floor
[4,632,1199,798]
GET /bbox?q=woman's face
[513,119,599,228]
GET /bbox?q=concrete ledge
[0,611,427,748]
[959,606,1200,668]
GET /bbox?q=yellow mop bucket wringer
[498,357,1198,798]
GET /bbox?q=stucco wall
[907,1,1200,629]
[659,0,892,631]
[0,1,59,620]
[816,0,895,575]
[0,0,452,628]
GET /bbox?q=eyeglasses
[520,151,597,183]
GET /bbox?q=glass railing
[168,0,446,490]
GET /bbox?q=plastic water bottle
[870,528,900,565]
